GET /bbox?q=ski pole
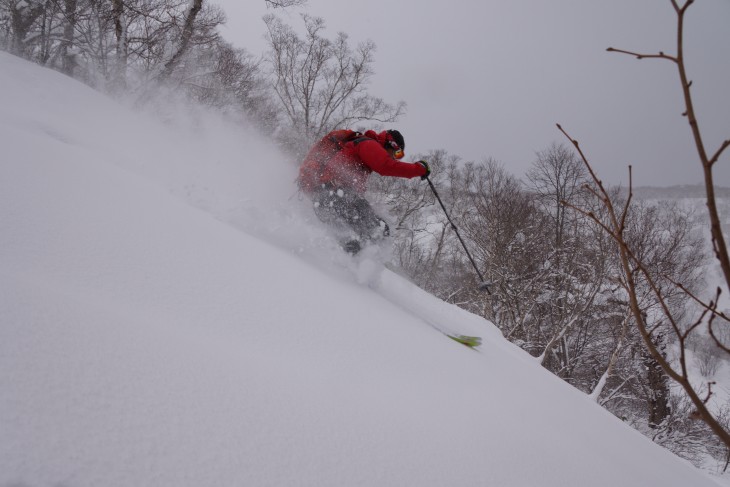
[426,177,491,294]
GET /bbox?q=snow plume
[1,51,728,487]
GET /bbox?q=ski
[344,256,484,351]
[446,334,482,349]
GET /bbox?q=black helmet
[386,129,405,151]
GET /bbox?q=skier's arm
[355,139,427,179]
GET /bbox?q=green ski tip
[447,334,482,348]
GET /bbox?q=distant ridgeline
[621,185,730,228]
[627,185,730,200]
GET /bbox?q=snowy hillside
[0,52,724,487]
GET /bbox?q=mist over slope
[0,52,724,487]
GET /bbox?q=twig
[709,139,730,167]
[561,200,618,241]
[703,381,716,404]
[709,309,730,354]
[683,307,709,341]
[606,47,678,63]
[619,166,633,233]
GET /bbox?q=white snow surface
[0,52,724,487]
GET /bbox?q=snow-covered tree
[263,14,405,157]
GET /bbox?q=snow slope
[0,52,723,487]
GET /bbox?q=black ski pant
[310,185,390,243]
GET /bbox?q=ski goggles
[386,139,405,159]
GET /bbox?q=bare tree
[525,143,610,375]
[557,0,730,449]
[558,124,729,447]
[451,160,551,339]
[264,14,405,156]
[1,0,225,89]
[527,143,588,249]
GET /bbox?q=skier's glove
[417,160,430,180]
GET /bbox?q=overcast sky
[212,0,730,187]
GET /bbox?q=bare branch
[561,200,618,241]
[665,276,730,323]
[683,307,710,341]
[619,166,633,233]
[703,381,716,405]
[671,0,695,15]
[709,315,730,354]
[556,124,609,199]
[606,47,678,63]
[709,139,730,167]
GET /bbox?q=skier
[298,129,430,254]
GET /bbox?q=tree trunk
[60,0,77,75]
[590,315,629,402]
[159,0,203,81]
[111,0,127,89]
[644,333,671,428]
[10,1,45,57]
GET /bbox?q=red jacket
[300,130,426,194]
